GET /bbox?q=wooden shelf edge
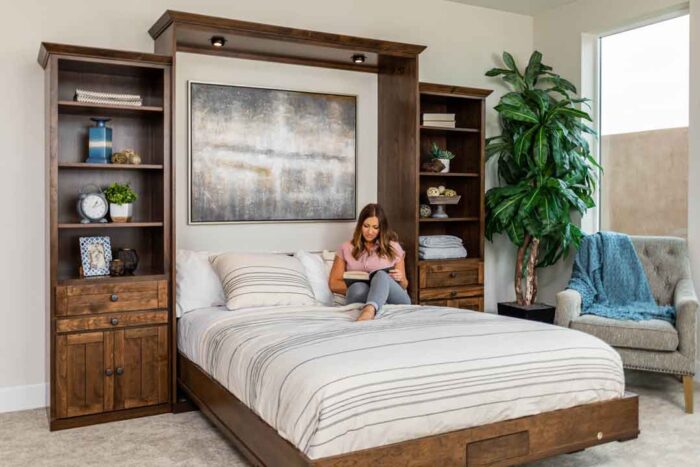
[419,217,479,223]
[57,273,168,286]
[58,101,163,114]
[418,257,482,265]
[419,172,479,177]
[58,222,164,229]
[420,125,479,133]
[59,163,164,170]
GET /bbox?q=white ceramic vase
[439,158,450,173]
[110,203,133,223]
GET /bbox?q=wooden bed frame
[148,10,640,466]
[179,354,638,466]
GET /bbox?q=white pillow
[176,249,226,316]
[294,251,334,306]
[210,252,317,310]
[321,249,346,306]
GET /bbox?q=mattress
[178,304,625,459]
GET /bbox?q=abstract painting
[188,82,356,223]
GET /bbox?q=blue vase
[86,117,112,164]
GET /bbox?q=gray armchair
[555,236,698,413]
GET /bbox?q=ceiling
[446,0,579,16]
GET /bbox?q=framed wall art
[188,81,357,223]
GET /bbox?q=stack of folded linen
[75,89,143,106]
[418,235,467,260]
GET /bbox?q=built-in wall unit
[29,8,642,466]
[414,83,491,310]
[39,43,173,430]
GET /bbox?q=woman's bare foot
[356,305,376,321]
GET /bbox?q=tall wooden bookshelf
[380,82,491,309]
[39,43,173,429]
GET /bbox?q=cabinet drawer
[56,310,168,333]
[56,280,167,316]
[420,297,484,312]
[419,260,483,289]
[420,285,483,301]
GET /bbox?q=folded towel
[418,235,464,248]
[419,246,467,260]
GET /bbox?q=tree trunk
[524,237,540,305]
[514,235,531,306]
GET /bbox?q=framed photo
[188,81,357,223]
[79,236,112,277]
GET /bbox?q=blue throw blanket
[567,232,675,323]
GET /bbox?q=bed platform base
[178,354,639,466]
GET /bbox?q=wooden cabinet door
[114,326,168,409]
[56,332,114,418]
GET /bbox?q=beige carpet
[1,370,697,466]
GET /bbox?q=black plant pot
[497,302,556,324]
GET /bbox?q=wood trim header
[420,82,493,99]
[148,10,426,58]
[38,42,172,69]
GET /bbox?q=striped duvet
[178,304,624,459]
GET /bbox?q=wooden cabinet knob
[449,272,457,278]
[110,318,119,326]
[116,367,124,376]
[110,294,119,302]
[450,291,457,297]
[105,369,113,376]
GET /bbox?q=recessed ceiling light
[352,54,366,64]
[210,36,227,47]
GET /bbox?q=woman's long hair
[351,204,398,261]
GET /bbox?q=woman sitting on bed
[329,203,410,321]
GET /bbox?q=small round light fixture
[351,54,366,64]
[210,36,227,47]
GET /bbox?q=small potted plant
[430,142,455,173]
[104,182,137,223]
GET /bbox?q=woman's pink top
[336,241,405,273]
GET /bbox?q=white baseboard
[0,383,47,414]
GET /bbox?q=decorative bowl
[428,195,461,205]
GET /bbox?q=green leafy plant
[104,182,137,205]
[430,142,455,160]
[485,51,599,306]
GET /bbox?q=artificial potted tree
[104,182,137,223]
[485,51,598,320]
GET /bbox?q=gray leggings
[346,270,411,311]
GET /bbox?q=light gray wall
[175,53,378,253]
[0,0,533,410]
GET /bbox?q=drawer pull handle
[111,294,119,302]
[116,367,124,376]
[110,318,119,326]
[449,272,457,278]
[450,291,457,297]
[105,369,113,376]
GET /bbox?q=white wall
[175,54,378,253]
[531,0,690,306]
[0,0,533,411]
[535,0,700,370]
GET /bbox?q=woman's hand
[389,268,403,283]
[391,258,409,289]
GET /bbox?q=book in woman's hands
[343,267,395,287]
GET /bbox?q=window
[599,15,688,237]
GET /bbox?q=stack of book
[75,89,143,107]
[422,113,456,128]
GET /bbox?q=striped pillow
[209,252,318,310]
